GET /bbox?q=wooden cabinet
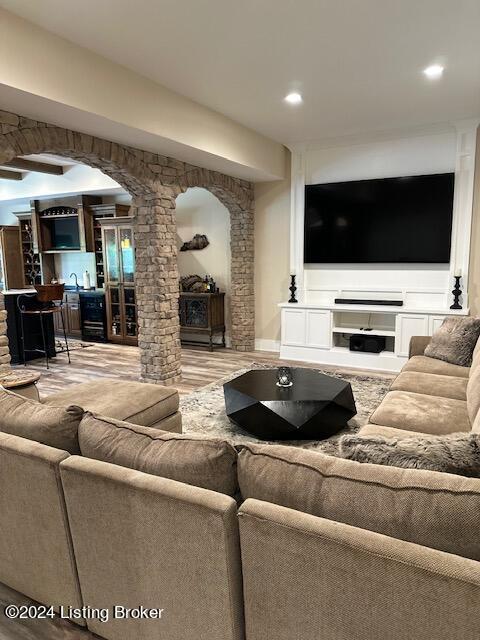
[31,195,101,254]
[0,226,24,291]
[100,217,137,345]
[88,203,130,289]
[53,292,82,338]
[179,292,225,350]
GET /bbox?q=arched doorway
[176,188,232,346]
[0,112,255,383]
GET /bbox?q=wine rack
[19,216,42,286]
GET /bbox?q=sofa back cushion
[0,387,82,454]
[424,316,480,367]
[79,412,238,496]
[237,443,480,560]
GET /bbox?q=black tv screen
[50,218,81,250]
[304,173,454,263]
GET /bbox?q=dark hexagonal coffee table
[223,368,356,440]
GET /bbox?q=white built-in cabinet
[280,304,467,372]
[395,314,446,356]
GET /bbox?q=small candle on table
[455,269,462,278]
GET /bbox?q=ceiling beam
[0,168,23,181]
[3,157,64,175]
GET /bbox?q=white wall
[176,188,231,343]
[254,151,291,351]
[289,127,478,310]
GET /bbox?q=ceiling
[1,0,479,144]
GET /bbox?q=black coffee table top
[226,368,350,402]
[223,368,357,441]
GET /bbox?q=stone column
[230,205,255,351]
[0,292,11,375]
[134,197,182,384]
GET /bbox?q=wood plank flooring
[15,340,384,398]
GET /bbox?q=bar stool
[17,284,71,369]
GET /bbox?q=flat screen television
[304,173,454,263]
[49,217,81,250]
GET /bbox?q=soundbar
[334,298,404,306]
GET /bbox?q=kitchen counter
[2,288,36,295]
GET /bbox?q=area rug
[180,363,394,456]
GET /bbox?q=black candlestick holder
[288,274,298,303]
[450,276,462,310]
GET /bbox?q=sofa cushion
[78,412,238,496]
[391,371,468,400]
[358,423,434,439]
[370,390,470,435]
[43,379,179,427]
[237,442,480,560]
[402,355,470,378]
[340,432,480,477]
[0,387,82,453]
[424,316,480,367]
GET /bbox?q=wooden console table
[179,292,225,351]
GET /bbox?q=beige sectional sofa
[2,338,480,639]
[360,334,480,439]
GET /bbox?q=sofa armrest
[239,498,480,640]
[408,335,431,358]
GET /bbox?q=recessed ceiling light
[284,92,303,105]
[423,64,444,79]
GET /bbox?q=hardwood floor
[14,340,371,398]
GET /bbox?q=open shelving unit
[331,310,396,353]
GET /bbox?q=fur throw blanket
[339,432,480,477]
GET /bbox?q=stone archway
[0,110,255,383]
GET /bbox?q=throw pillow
[237,442,480,560]
[0,387,83,453]
[424,316,480,367]
[79,412,239,496]
[339,432,480,477]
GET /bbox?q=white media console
[279,300,468,372]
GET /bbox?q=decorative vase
[276,366,293,387]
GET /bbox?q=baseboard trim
[255,338,280,352]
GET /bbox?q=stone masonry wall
[0,110,255,383]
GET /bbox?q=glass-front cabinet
[100,217,138,345]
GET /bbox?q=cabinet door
[53,308,64,334]
[123,286,138,338]
[305,310,331,349]
[67,297,81,337]
[107,286,122,339]
[119,227,135,284]
[281,308,306,346]
[103,227,120,284]
[429,315,445,335]
[396,314,429,357]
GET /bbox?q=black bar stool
[17,284,71,369]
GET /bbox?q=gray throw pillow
[339,432,480,477]
[424,317,480,367]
